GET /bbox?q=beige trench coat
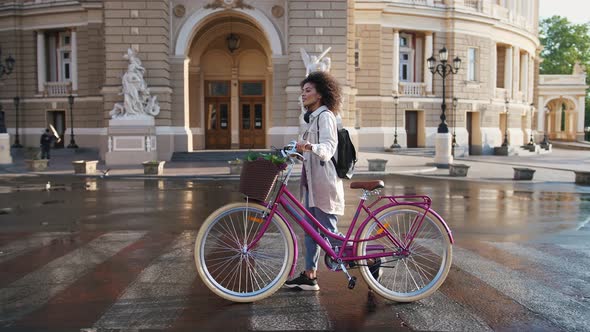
[299,106,345,216]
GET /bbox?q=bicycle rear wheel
[357,205,452,302]
[195,202,295,302]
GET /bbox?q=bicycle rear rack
[366,195,432,211]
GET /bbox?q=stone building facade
[0,0,584,161]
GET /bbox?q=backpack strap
[315,110,337,168]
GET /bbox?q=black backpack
[316,110,357,179]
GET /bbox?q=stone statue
[300,47,332,77]
[110,48,160,119]
[299,47,332,131]
[573,61,586,75]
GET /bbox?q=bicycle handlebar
[280,141,305,162]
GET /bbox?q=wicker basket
[239,159,282,202]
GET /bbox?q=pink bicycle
[194,143,454,303]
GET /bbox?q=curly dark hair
[300,71,342,113]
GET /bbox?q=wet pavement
[0,173,589,331]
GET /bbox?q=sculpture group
[110,48,160,119]
[298,47,332,129]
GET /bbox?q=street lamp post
[67,94,78,149]
[0,47,16,136]
[11,96,21,148]
[427,46,461,167]
[451,97,458,157]
[527,103,535,146]
[540,107,551,148]
[427,47,462,134]
[390,94,401,149]
[0,47,15,78]
[501,98,509,147]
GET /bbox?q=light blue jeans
[303,191,341,271]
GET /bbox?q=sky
[538,0,590,24]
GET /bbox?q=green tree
[539,16,590,132]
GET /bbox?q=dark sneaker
[368,258,382,281]
[284,272,320,291]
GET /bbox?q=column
[71,29,78,92]
[520,52,528,100]
[537,96,545,132]
[231,66,239,148]
[425,32,433,95]
[512,46,520,99]
[555,105,562,133]
[491,42,497,96]
[578,96,586,133]
[37,31,46,93]
[392,29,400,94]
[504,46,512,99]
[528,55,534,103]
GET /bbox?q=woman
[284,71,345,291]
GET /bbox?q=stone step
[171,149,272,162]
[390,148,435,157]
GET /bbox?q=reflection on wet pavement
[0,175,588,243]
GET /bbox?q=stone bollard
[72,160,99,174]
[228,159,243,175]
[574,171,590,186]
[367,159,388,171]
[142,161,165,175]
[513,167,536,180]
[449,164,470,177]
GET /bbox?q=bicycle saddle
[350,180,384,191]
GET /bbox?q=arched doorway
[545,97,578,141]
[180,11,276,150]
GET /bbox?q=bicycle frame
[247,178,453,277]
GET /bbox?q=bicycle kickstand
[339,261,357,290]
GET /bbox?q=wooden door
[239,81,265,149]
[239,100,265,149]
[405,111,418,148]
[205,81,231,149]
[205,100,231,149]
[467,112,473,155]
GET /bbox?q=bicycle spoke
[358,206,451,301]
[196,204,292,301]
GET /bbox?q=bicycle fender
[274,209,299,277]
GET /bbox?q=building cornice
[355,3,539,52]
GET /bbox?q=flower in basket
[244,152,288,171]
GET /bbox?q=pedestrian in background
[40,129,58,160]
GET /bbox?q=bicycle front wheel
[195,202,295,303]
[357,205,452,302]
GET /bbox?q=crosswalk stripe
[452,246,590,331]
[0,231,104,287]
[0,231,146,326]
[393,291,491,332]
[93,231,197,329]
[558,243,590,258]
[14,231,178,329]
[440,263,559,330]
[0,232,32,246]
[0,232,72,264]
[249,290,332,331]
[486,241,590,281]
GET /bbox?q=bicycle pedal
[347,276,357,290]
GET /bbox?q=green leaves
[244,152,287,166]
[540,15,590,127]
[540,16,590,77]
